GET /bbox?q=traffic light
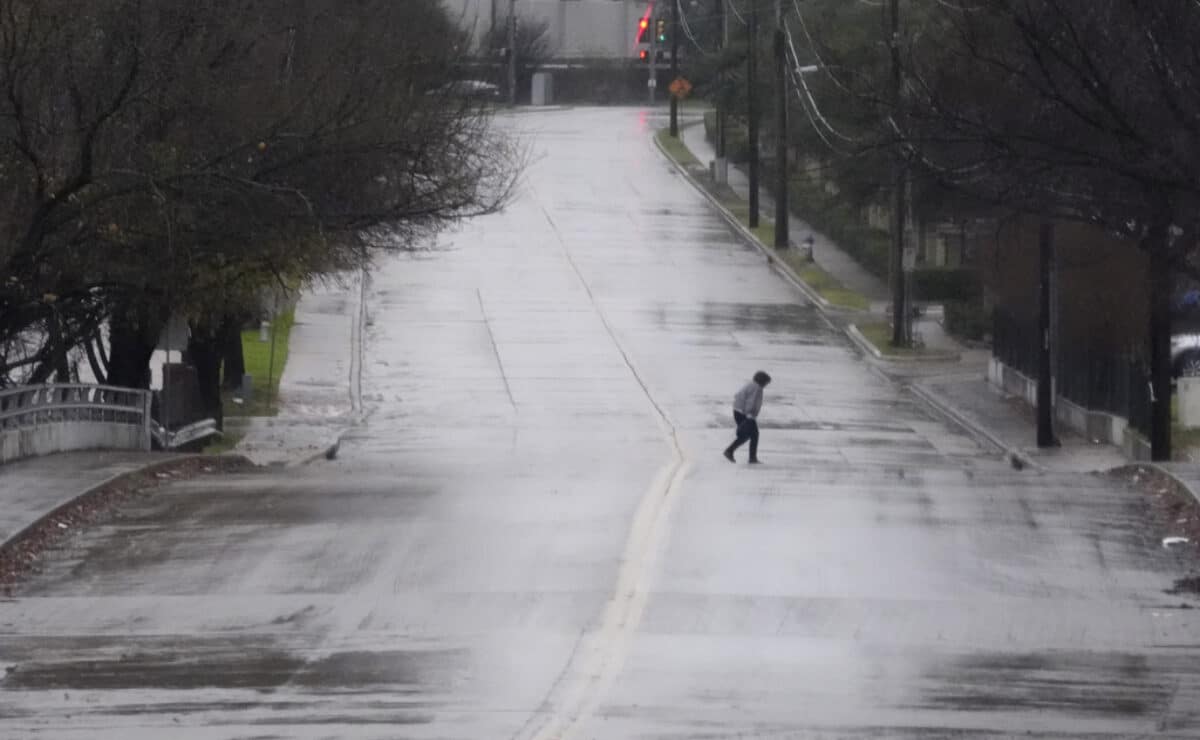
[638,48,649,62]
[637,17,649,43]
[655,18,667,43]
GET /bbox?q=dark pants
[727,411,759,460]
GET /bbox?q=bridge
[0,384,219,464]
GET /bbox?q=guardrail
[0,383,153,464]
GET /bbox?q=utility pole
[649,11,658,104]
[507,0,517,106]
[714,0,728,184]
[888,0,908,346]
[773,0,788,248]
[1037,220,1058,447]
[669,0,680,135]
[747,0,760,228]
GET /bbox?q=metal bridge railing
[0,384,152,459]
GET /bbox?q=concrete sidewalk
[912,370,1128,474]
[0,451,182,545]
[231,272,366,466]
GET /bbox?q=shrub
[912,268,981,303]
[945,299,990,341]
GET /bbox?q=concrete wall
[0,421,148,465]
[987,357,1149,460]
[445,0,651,59]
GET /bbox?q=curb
[0,454,201,552]
[908,381,1042,472]
[1137,463,1200,507]
[846,324,883,360]
[652,132,835,316]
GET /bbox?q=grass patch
[789,261,871,311]
[655,128,700,168]
[856,320,923,357]
[223,310,295,417]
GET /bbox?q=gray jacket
[733,381,763,418]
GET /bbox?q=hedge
[945,299,990,341]
[911,268,981,303]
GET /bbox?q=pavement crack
[477,288,517,411]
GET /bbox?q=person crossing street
[723,371,771,464]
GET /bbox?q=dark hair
[753,370,771,385]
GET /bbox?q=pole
[507,0,517,105]
[747,0,760,228]
[649,12,658,105]
[1037,221,1057,447]
[888,0,907,347]
[715,0,728,184]
[669,0,680,135]
[267,297,278,412]
[773,0,788,248]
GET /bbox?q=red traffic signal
[638,49,649,61]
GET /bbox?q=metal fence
[993,309,1152,435]
[0,384,152,460]
[991,308,1040,379]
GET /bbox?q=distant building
[443,0,654,59]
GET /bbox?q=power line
[789,0,852,94]
[678,0,715,55]
[726,0,748,26]
[783,25,857,146]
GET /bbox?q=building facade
[443,0,654,59]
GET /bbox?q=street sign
[647,77,657,88]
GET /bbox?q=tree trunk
[1037,221,1058,447]
[27,310,73,384]
[84,331,108,384]
[107,303,161,390]
[187,323,224,431]
[1149,226,1173,461]
[220,316,245,390]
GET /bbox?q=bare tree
[896,0,1200,460]
[0,0,522,410]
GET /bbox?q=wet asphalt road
[2,108,1200,738]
